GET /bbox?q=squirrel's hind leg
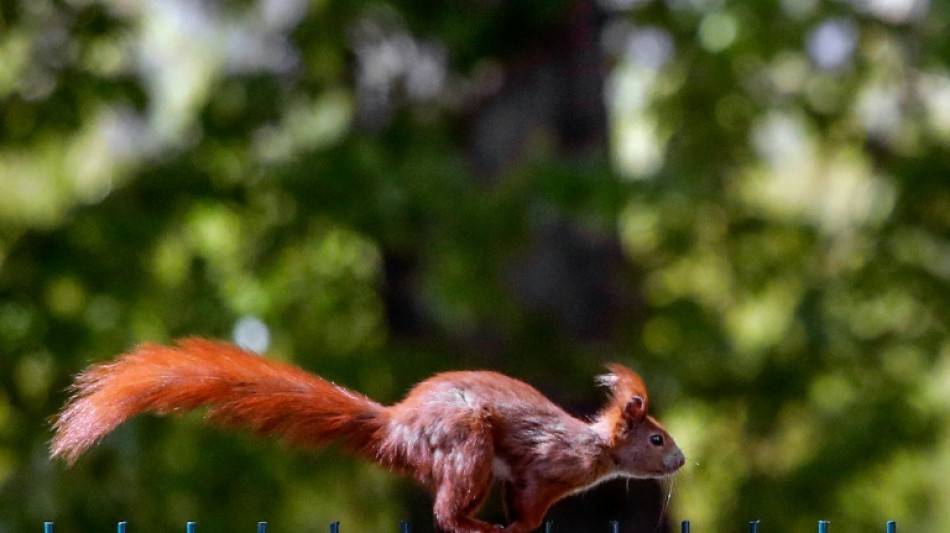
[430,413,499,533]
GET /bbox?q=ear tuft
[601,363,649,403]
[598,363,650,421]
[596,373,619,389]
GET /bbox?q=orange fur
[51,339,386,464]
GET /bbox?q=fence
[40,520,899,533]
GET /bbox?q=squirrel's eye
[649,434,664,446]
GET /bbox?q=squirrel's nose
[664,448,685,471]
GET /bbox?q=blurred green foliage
[2,0,950,532]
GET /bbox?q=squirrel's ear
[623,396,647,420]
[600,363,649,405]
[598,364,651,423]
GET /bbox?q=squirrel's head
[595,364,685,478]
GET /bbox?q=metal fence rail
[41,520,899,532]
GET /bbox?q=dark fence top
[41,520,899,533]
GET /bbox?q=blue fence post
[186,521,196,533]
[886,522,896,533]
[545,521,555,533]
[400,521,410,533]
[118,521,127,533]
[330,521,340,533]
[607,520,618,533]
[681,520,690,533]
[258,522,267,533]
[818,521,829,533]
[749,520,760,533]
[44,522,53,533]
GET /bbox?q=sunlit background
[2,0,950,532]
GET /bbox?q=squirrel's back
[376,370,595,487]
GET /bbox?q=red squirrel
[51,338,685,533]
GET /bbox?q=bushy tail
[51,338,389,464]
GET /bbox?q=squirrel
[51,338,685,533]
